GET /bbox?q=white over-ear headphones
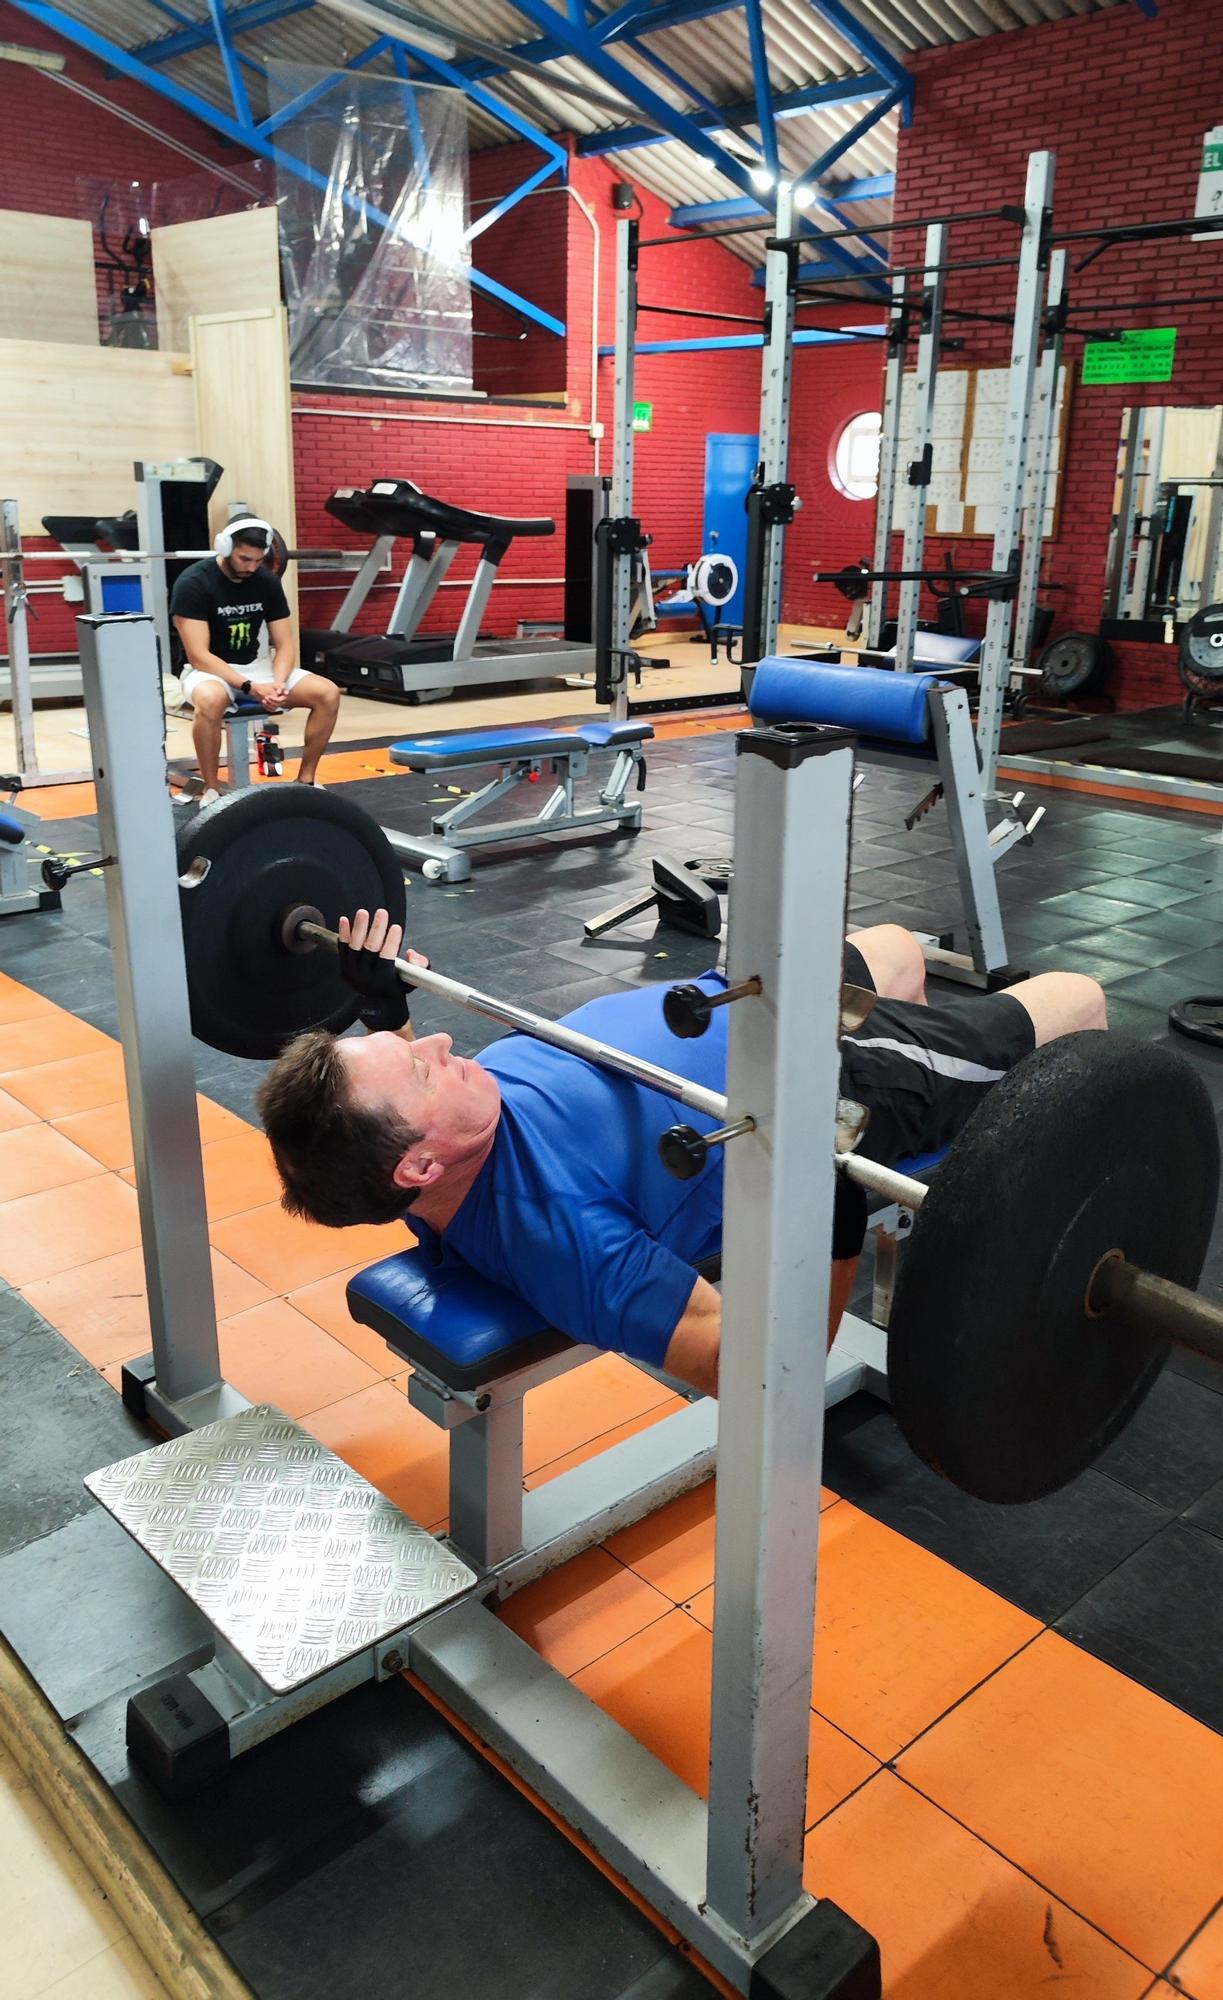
[215,516,273,559]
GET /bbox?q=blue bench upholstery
[347,1148,947,1386]
[0,810,25,846]
[389,719,652,772]
[751,659,947,746]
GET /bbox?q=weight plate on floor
[1179,603,1223,692]
[1036,631,1108,698]
[887,1033,1218,1504]
[177,787,406,1060]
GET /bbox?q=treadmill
[299,484,408,677]
[322,477,597,700]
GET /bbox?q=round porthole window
[831,410,882,501]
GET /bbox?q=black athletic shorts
[832,983,1036,1260]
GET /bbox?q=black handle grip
[659,1124,709,1180]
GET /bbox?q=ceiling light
[749,166,775,193]
[318,0,457,62]
[792,186,815,211]
[0,41,66,71]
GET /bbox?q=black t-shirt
[169,557,291,671]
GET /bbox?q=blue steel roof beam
[131,0,315,66]
[459,0,744,86]
[206,0,254,128]
[8,0,567,338]
[742,0,778,184]
[497,0,765,196]
[386,39,566,242]
[576,70,891,156]
[669,174,894,226]
[390,38,431,181]
[809,0,913,122]
[817,198,887,263]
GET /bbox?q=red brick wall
[892,0,1223,708]
[785,328,887,626]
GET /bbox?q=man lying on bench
[258,919,1106,1399]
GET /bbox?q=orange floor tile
[208,1200,410,1293]
[1,1049,128,1119]
[525,1398,689,1489]
[572,1605,878,1827]
[521,1352,678,1476]
[22,1246,270,1371]
[0,1087,39,1134]
[0,1123,106,1203]
[0,1174,142,1286]
[0,1011,112,1075]
[0,976,58,1026]
[218,1297,385,1418]
[806,1772,1153,2000]
[52,1094,246,1171]
[10,781,97,820]
[1169,1905,1223,2000]
[118,1127,284,1220]
[605,1481,718,1603]
[498,1546,672,1678]
[302,1379,450,1528]
[287,1265,408,1375]
[897,1630,1223,1972]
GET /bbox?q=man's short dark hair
[257,1031,422,1228]
[232,526,270,552]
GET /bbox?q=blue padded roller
[751,658,945,745]
[0,810,25,846]
[347,1248,569,1391]
[390,726,585,769]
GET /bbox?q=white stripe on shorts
[850,1036,1008,1086]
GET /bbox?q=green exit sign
[632,400,654,432]
[1082,326,1178,386]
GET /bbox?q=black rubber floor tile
[1055,1522,1223,1734]
[1002,907,1110,946]
[1021,944,1147,987]
[1127,909,1219,949]
[1106,964,1223,1012]
[1088,875,1200,910]
[1187,1471,1223,1538]
[1062,927,1192,970]
[0,1507,210,1721]
[1101,996,1175,1042]
[613,1952,718,1999]
[1094,1367,1223,1511]
[204,1700,678,2000]
[1039,890,1153,926]
[0,1291,147,1561]
[0,932,114,1005]
[821,1394,1170,1624]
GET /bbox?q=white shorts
[180,663,309,709]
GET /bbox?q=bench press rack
[71,609,882,1999]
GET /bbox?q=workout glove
[336,939,412,1034]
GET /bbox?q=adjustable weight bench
[382,718,653,882]
[0,777,62,917]
[751,657,1042,987]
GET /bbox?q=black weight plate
[1179,603,1223,690]
[1169,996,1223,1049]
[1037,631,1106,698]
[177,787,406,1060]
[888,1033,1219,1504]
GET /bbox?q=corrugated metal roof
[38,0,1129,269]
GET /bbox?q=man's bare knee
[193,687,230,721]
[1009,971,1108,1044]
[849,923,927,1003]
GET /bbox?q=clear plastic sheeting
[269,63,473,396]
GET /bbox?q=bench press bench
[344,1142,948,1580]
[381,717,653,882]
[0,777,62,917]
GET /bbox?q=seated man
[170,518,341,806]
[258,913,1105,1398]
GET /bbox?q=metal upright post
[2,500,37,779]
[892,225,947,671]
[77,613,242,1432]
[755,183,803,664]
[1010,248,1066,673]
[866,276,909,653]
[706,722,854,1943]
[976,148,1056,792]
[602,215,639,724]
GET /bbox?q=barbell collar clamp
[658,1117,756,1181]
[662,975,762,1040]
[293,918,730,1123]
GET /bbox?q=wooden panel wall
[152,208,281,356]
[0,209,98,345]
[0,340,195,528]
[193,305,298,623]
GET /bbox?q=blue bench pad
[390,719,653,770]
[0,810,25,846]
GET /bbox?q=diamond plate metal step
[86,1404,477,1695]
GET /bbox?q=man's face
[340,1031,502,1191]
[221,539,268,580]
